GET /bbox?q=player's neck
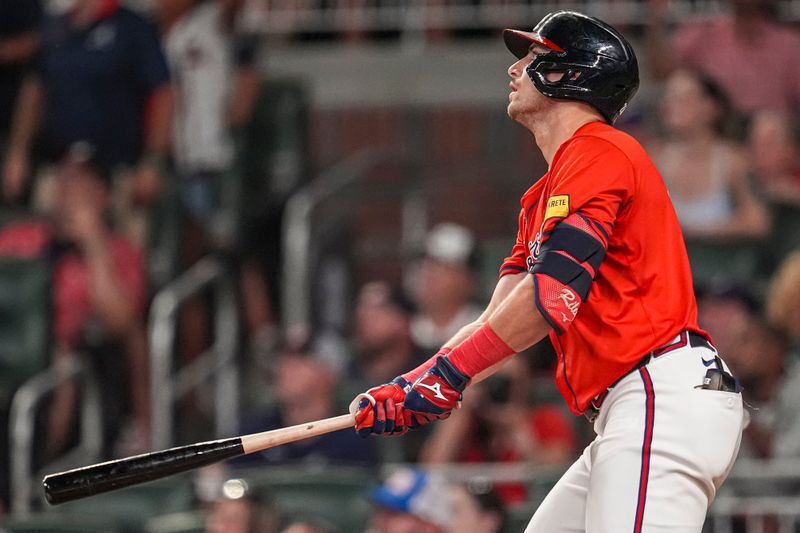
[529,104,605,166]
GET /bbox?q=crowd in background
[0,0,800,531]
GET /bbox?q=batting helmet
[504,11,639,124]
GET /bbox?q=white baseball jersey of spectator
[164,2,233,175]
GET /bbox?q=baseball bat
[42,394,373,505]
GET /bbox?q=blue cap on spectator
[368,468,452,527]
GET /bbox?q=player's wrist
[446,323,515,378]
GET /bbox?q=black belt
[584,331,738,422]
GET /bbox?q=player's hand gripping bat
[42,394,374,505]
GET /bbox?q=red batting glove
[404,356,470,429]
[354,377,411,437]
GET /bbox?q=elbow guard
[531,213,608,334]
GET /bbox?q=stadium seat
[236,466,375,532]
[53,475,195,533]
[0,257,51,408]
[145,510,206,533]
[0,208,39,230]
[2,513,121,532]
[769,201,800,268]
[683,238,763,285]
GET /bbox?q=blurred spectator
[648,0,800,113]
[350,281,425,385]
[419,355,577,505]
[696,283,760,361]
[0,143,149,456]
[650,70,769,240]
[159,0,260,241]
[367,468,451,533]
[749,110,800,203]
[0,0,41,149]
[237,336,378,467]
[410,223,482,354]
[2,0,172,245]
[697,275,800,459]
[764,252,800,457]
[767,251,800,342]
[723,317,789,458]
[205,479,280,533]
[447,482,506,533]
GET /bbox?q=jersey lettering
[559,288,580,318]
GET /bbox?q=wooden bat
[42,394,373,505]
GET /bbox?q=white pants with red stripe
[525,342,745,533]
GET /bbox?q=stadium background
[1,0,800,531]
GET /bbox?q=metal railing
[260,0,800,37]
[9,354,102,516]
[281,148,409,333]
[149,256,239,450]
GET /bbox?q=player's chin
[507,102,522,121]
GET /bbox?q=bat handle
[238,393,375,454]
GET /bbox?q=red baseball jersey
[500,121,706,415]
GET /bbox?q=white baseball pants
[525,341,745,533]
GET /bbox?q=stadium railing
[148,256,240,450]
[258,0,800,37]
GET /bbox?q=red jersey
[500,122,705,415]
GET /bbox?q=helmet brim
[503,29,564,59]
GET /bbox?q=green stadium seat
[145,510,206,533]
[769,201,800,268]
[53,475,196,533]
[683,238,763,286]
[0,258,51,407]
[236,466,375,532]
[0,208,39,230]
[2,513,121,533]
[505,504,536,533]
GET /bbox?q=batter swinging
[355,11,745,532]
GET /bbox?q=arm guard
[531,213,609,334]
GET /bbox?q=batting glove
[354,377,411,437]
[404,356,470,429]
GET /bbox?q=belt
[584,331,719,422]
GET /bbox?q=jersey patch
[544,194,570,221]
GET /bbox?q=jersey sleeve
[530,136,635,334]
[499,207,529,278]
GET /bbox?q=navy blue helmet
[504,11,639,123]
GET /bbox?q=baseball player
[355,11,746,532]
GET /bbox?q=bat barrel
[43,437,244,505]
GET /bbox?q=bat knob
[348,392,376,416]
